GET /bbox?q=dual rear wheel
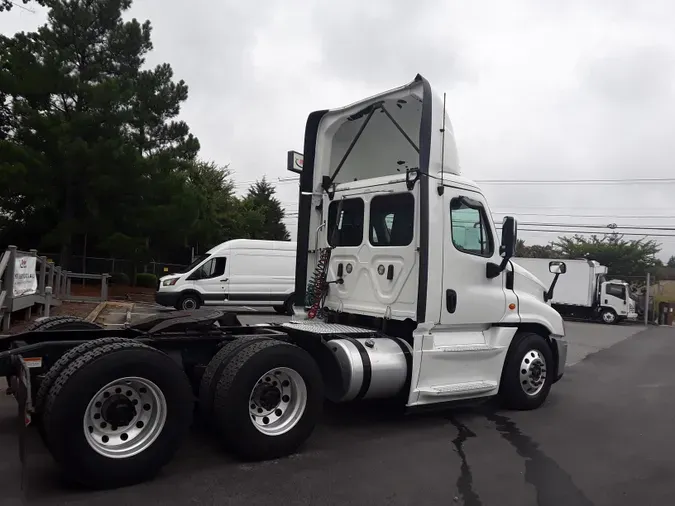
[37,331,322,489]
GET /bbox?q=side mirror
[500,216,517,260]
[549,261,566,274]
[487,216,517,279]
[544,261,566,302]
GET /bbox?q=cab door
[414,188,509,400]
[440,190,508,327]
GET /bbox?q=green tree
[240,178,290,241]
[0,0,199,268]
[515,239,556,258]
[550,234,661,277]
[667,256,675,268]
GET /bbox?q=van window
[450,198,493,257]
[370,193,414,246]
[328,198,364,247]
[192,257,227,280]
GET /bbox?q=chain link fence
[41,254,188,285]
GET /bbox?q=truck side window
[369,193,414,247]
[193,257,227,280]
[606,283,626,298]
[450,198,493,257]
[328,198,364,247]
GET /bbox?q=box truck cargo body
[513,258,637,324]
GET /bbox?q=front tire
[600,308,617,325]
[213,340,323,461]
[499,332,553,410]
[42,341,194,489]
[175,293,201,311]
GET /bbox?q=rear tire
[35,337,130,436]
[42,341,194,489]
[33,317,103,332]
[213,340,323,461]
[499,332,553,410]
[198,336,273,424]
[26,315,75,331]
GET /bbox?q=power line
[236,175,675,188]
[493,211,675,220]
[517,222,675,231]
[503,227,675,238]
[477,177,675,185]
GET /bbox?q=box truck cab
[155,239,296,314]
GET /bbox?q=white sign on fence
[13,255,38,297]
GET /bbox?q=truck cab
[599,278,638,323]
[290,74,567,409]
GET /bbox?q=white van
[155,239,297,314]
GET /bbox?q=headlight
[162,278,179,286]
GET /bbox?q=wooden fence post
[54,266,62,297]
[101,274,109,301]
[3,246,17,332]
[47,261,55,289]
[38,255,47,297]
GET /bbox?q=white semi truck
[0,74,568,489]
[513,257,637,324]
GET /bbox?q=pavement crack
[449,416,483,506]
[487,412,595,506]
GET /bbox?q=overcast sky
[3,0,675,263]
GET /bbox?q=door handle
[220,278,229,283]
[387,265,394,280]
[446,289,457,313]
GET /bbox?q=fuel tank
[326,336,412,403]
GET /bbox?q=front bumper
[626,312,638,320]
[551,334,568,382]
[154,291,180,307]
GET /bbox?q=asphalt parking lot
[2,315,672,506]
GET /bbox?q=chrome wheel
[83,377,167,459]
[519,349,547,396]
[248,367,307,436]
[602,310,616,324]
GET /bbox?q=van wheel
[213,340,323,461]
[600,308,617,325]
[176,294,201,311]
[499,332,553,410]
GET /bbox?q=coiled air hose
[306,248,331,319]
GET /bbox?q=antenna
[437,92,447,196]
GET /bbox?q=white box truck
[0,75,570,489]
[513,257,637,324]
